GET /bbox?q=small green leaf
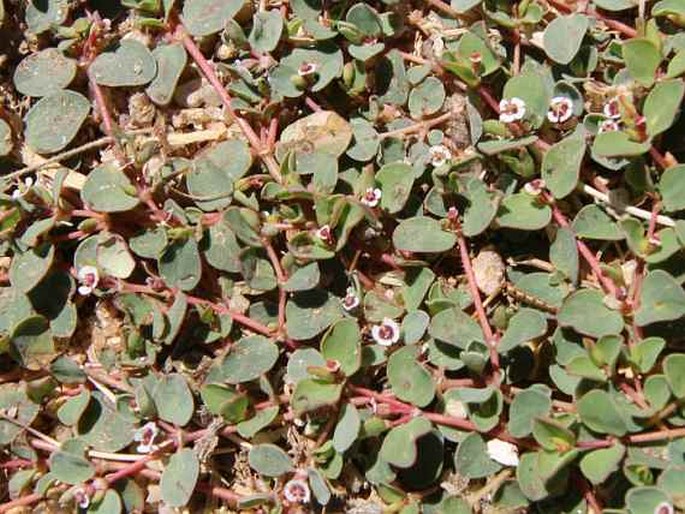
[291,379,343,415]
[158,237,202,292]
[577,390,628,436]
[90,40,157,87]
[146,43,187,106]
[286,290,344,340]
[50,443,95,485]
[248,10,283,53]
[496,193,552,231]
[393,217,456,253]
[219,335,279,384]
[381,417,433,468]
[182,0,247,36]
[160,448,200,507]
[580,444,625,485]
[376,162,414,214]
[543,14,589,64]
[507,387,552,438]
[14,48,76,97]
[532,417,576,451]
[541,135,585,199]
[592,131,650,157]
[623,38,662,87]
[81,163,141,213]
[333,404,361,453]
[153,374,194,426]
[320,319,361,377]
[248,444,294,477]
[550,227,579,283]
[659,164,685,212]
[664,353,685,398]
[408,77,445,118]
[454,432,502,478]
[635,270,685,326]
[558,289,624,338]
[572,205,624,240]
[24,90,90,154]
[644,79,685,137]
[387,345,436,407]
[429,306,484,349]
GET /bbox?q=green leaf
[630,337,666,374]
[333,404,361,453]
[496,193,552,231]
[463,178,498,237]
[532,417,576,451]
[626,486,672,514]
[219,335,279,384]
[0,118,11,156]
[89,489,122,514]
[0,385,40,445]
[635,270,685,326]
[659,164,685,212]
[25,0,68,33]
[248,10,283,53]
[572,205,624,240]
[96,233,135,279]
[9,244,55,293]
[182,0,248,36]
[160,448,199,507]
[291,379,342,415]
[200,384,248,423]
[380,417,433,468]
[429,306,484,349]
[543,14,589,64]
[392,217,457,253]
[320,319,361,376]
[577,390,628,436]
[57,390,91,426]
[283,263,320,292]
[158,237,202,292]
[248,444,294,477]
[81,163,141,213]
[580,444,625,485]
[592,130,651,158]
[90,40,156,87]
[346,118,380,162]
[50,443,94,485]
[387,345,436,407]
[450,0,482,12]
[558,289,624,338]
[550,227,579,283]
[644,79,685,138]
[24,90,90,154]
[376,162,414,214]
[502,72,552,128]
[498,308,547,353]
[10,315,55,370]
[507,387,552,438]
[153,374,194,426]
[664,353,685,398]
[13,48,76,97]
[237,406,279,438]
[623,38,662,86]
[146,43,188,106]
[286,290,344,340]
[541,136,585,199]
[454,432,502,478]
[408,77,445,118]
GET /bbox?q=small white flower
[603,97,621,119]
[133,421,159,454]
[361,187,382,208]
[371,318,400,346]
[298,62,318,77]
[598,119,620,133]
[486,439,519,467]
[73,487,90,509]
[499,97,526,123]
[654,502,674,514]
[283,478,311,504]
[316,224,333,244]
[547,96,574,124]
[523,178,546,196]
[11,176,34,199]
[429,144,452,167]
[342,287,360,311]
[77,266,100,296]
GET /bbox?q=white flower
[316,224,333,244]
[133,421,159,454]
[371,318,400,346]
[361,187,382,207]
[499,97,526,123]
[298,62,318,77]
[77,266,100,296]
[523,178,546,196]
[547,96,574,124]
[73,487,90,509]
[598,119,620,133]
[11,176,34,199]
[603,97,621,119]
[486,439,519,467]
[654,502,674,514]
[283,478,311,504]
[429,144,452,167]
[342,287,360,311]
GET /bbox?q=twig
[88,71,125,163]
[582,184,675,228]
[466,469,513,507]
[3,137,113,182]
[380,111,453,140]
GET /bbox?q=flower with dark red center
[598,119,620,133]
[298,62,318,77]
[77,266,100,296]
[603,97,621,119]
[342,287,360,311]
[371,318,400,346]
[316,224,334,245]
[547,96,574,124]
[499,97,526,123]
[361,187,382,207]
[133,421,159,454]
[283,478,311,504]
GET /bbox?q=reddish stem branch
[178,29,282,182]
[548,201,621,300]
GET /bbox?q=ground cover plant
[2,0,685,512]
